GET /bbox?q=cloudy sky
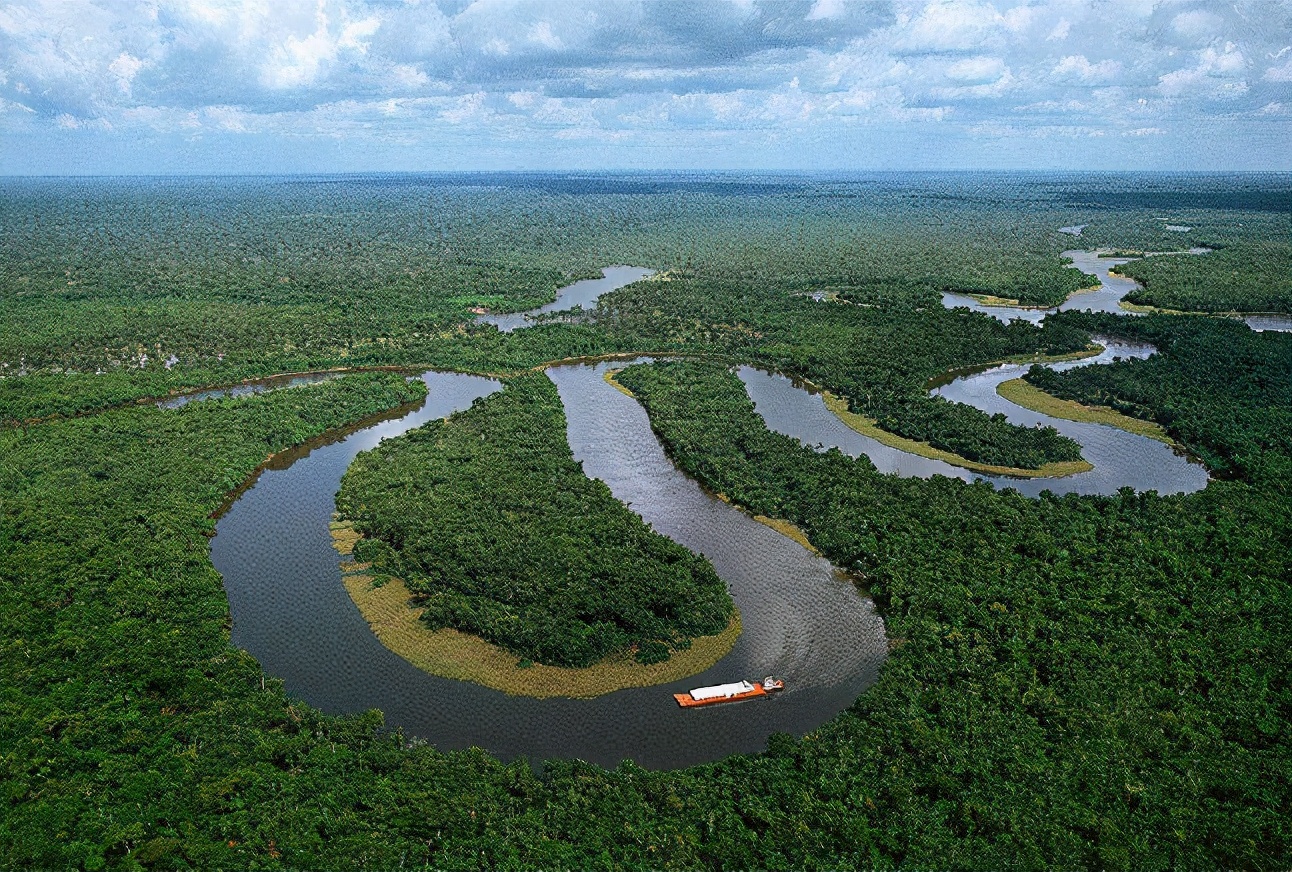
[2,0,1290,173]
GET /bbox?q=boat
[674,676,785,708]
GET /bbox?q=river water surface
[941,248,1289,333]
[742,338,1208,498]
[478,266,654,332]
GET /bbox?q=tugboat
[674,676,785,708]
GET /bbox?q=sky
[1,0,1290,174]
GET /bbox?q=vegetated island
[333,371,738,697]
[997,376,1173,444]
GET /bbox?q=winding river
[211,262,1211,770]
[941,248,1291,333]
[212,362,887,770]
[477,266,654,332]
[743,338,1207,498]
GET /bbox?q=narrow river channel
[742,338,1208,498]
[941,248,1291,332]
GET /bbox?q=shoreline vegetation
[329,521,741,698]
[611,356,1098,479]
[1112,242,1292,315]
[606,368,824,555]
[958,279,1102,310]
[820,390,1092,478]
[809,346,1106,479]
[995,377,1174,443]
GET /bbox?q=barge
[674,676,784,708]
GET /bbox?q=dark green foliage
[337,372,732,667]
[1026,312,1292,481]
[602,275,1090,468]
[1118,242,1292,313]
[618,358,1292,869]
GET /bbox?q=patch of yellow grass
[965,292,1027,307]
[820,392,1092,479]
[603,368,636,397]
[330,522,740,698]
[1117,300,1194,315]
[996,378,1171,444]
[753,515,819,555]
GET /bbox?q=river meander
[212,362,887,770]
[212,263,1210,770]
[742,338,1208,498]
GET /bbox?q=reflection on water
[477,266,654,332]
[213,363,885,770]
[742,337,1208,498]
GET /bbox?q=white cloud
[528,21,561,50]
[1052,55,1121,83]
[107,52,145,95]
[1157,42,1248,99]
[261,4,380,89]
[1170,10,1224,47]
[946,56,1005,83]
[1,0,1287,170]
[890,1,1003,53]
[1046,19,1070,42]
[806,0,847,21]
[389,63,430,89]
[440,91,489,124]
[1265,57,1292,82]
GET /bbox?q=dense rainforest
[1024,312,1292,481]
[336,373,732,668]
[2,172,1290,869]
[1116,241,1292,314]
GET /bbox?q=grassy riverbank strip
[820,391,1091,478]
[996,377,1173,443]
[330,522,740,698]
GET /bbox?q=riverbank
[995,378,1172,443]
[330,521,741,699]
[819,391,1092,479]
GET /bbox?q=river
[477,266,655,332]
[211,362,887,770]
[209,264,1208,770]
[940,248,1290,333]
[742,338,1207,498]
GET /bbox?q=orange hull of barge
[674,684,768,707]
